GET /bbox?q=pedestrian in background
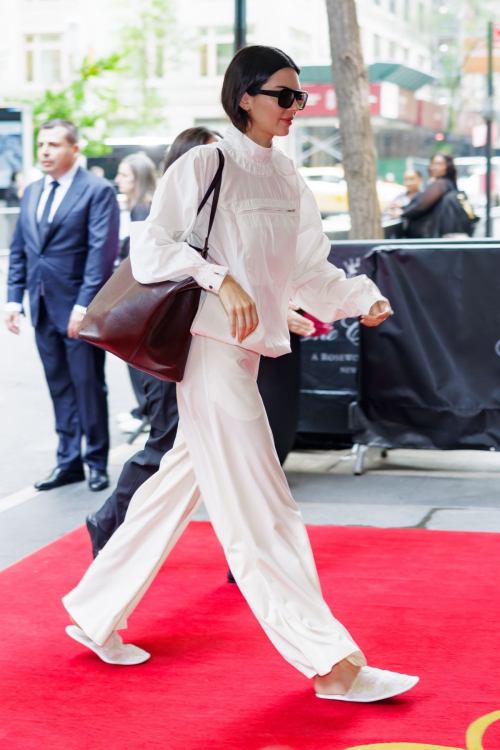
[402,152,474,238]
[86,129,218,555]
[5,119,119,492]
[5,170,25,207]
[383,168,423,221]
[114,153,158,434]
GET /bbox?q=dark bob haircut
[221,45,300,134]
[163,126,220,174]
[38,118,78,145]
[431,151,457,187]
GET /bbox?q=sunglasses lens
[278,90,295,108]
[296,92,308,110]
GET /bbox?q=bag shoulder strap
[195,147,225,259]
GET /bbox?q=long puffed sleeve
[292,174,387,322]
[129,145,228,294]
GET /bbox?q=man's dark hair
[163,126,220,174]
[38,119,78,145]
[221,45,300,134]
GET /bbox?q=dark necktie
[38,180,59,246]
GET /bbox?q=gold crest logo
[344,710,500,750]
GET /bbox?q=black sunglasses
[256,87,308,110]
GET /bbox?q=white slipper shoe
[66,625,150,666]
[316,666,419,702]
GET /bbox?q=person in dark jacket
[5,119,119,492]
[87,129,219,554]
[402,152,458,238]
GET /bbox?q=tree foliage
[116,0,179,132]
[31,54,122,156]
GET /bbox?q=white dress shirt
[36,160,80,223]
[6,161,87,316]
[130,124,387,357]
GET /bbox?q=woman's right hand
[219,275,259,343]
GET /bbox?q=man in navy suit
[5,119,119,492]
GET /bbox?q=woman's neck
[244,126,273,149]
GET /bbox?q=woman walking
[64,46,418,702]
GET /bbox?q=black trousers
[95,372,178,538]
[94,334,301,540]
[128,365,149,420]
[35,298,109,472]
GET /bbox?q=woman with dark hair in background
[114,153,159,432]
[402,152,467,238]
[163,126,219,173]
[65,45,418,704]
[87,129,218,555]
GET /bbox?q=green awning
[368,62,434,90]
[300,63,434,91]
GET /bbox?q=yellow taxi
[299,166,406,215]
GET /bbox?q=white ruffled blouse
[130,124,386,357]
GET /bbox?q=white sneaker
[116,412,133,423]
[316,666,419,702]
[66,625,150,666]
[119,418,150,434]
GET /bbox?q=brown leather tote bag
[78,148,225,382]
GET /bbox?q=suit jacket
[7,167,119,331]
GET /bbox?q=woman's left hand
[287,308,316,337]
[360,300,393,327]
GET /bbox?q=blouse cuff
[5,302,23,312]
[358,280,388,316]
[198,263,229,294]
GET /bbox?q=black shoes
[86,513,111,558]
[35,467,85,491]
[88,469,109,492]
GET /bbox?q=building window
[389,0,397,14]
[198,25,253,78]
[200,43,208,76]
[154,42,164,78]
[404,0,410,21]
[216,43,233,76]
[374,34,381,58]
[389,40,396,59]
[418,2,426,32]
[25,33,63,84]
[290,28,312,63]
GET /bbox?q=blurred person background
[401,153,477,239]
[113,152,158,434]
[382,169,423,222]
[4,119,119,493]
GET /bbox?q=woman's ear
[239,92,251,112]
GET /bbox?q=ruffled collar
[222,124,275,175]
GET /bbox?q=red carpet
[0,522,499,750]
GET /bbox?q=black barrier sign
[353,244,500,450]
[297,245,365,437]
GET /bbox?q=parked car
[299,166,406,215]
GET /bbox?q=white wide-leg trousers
[63,335,366,678]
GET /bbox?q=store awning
[301,63,435,92]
